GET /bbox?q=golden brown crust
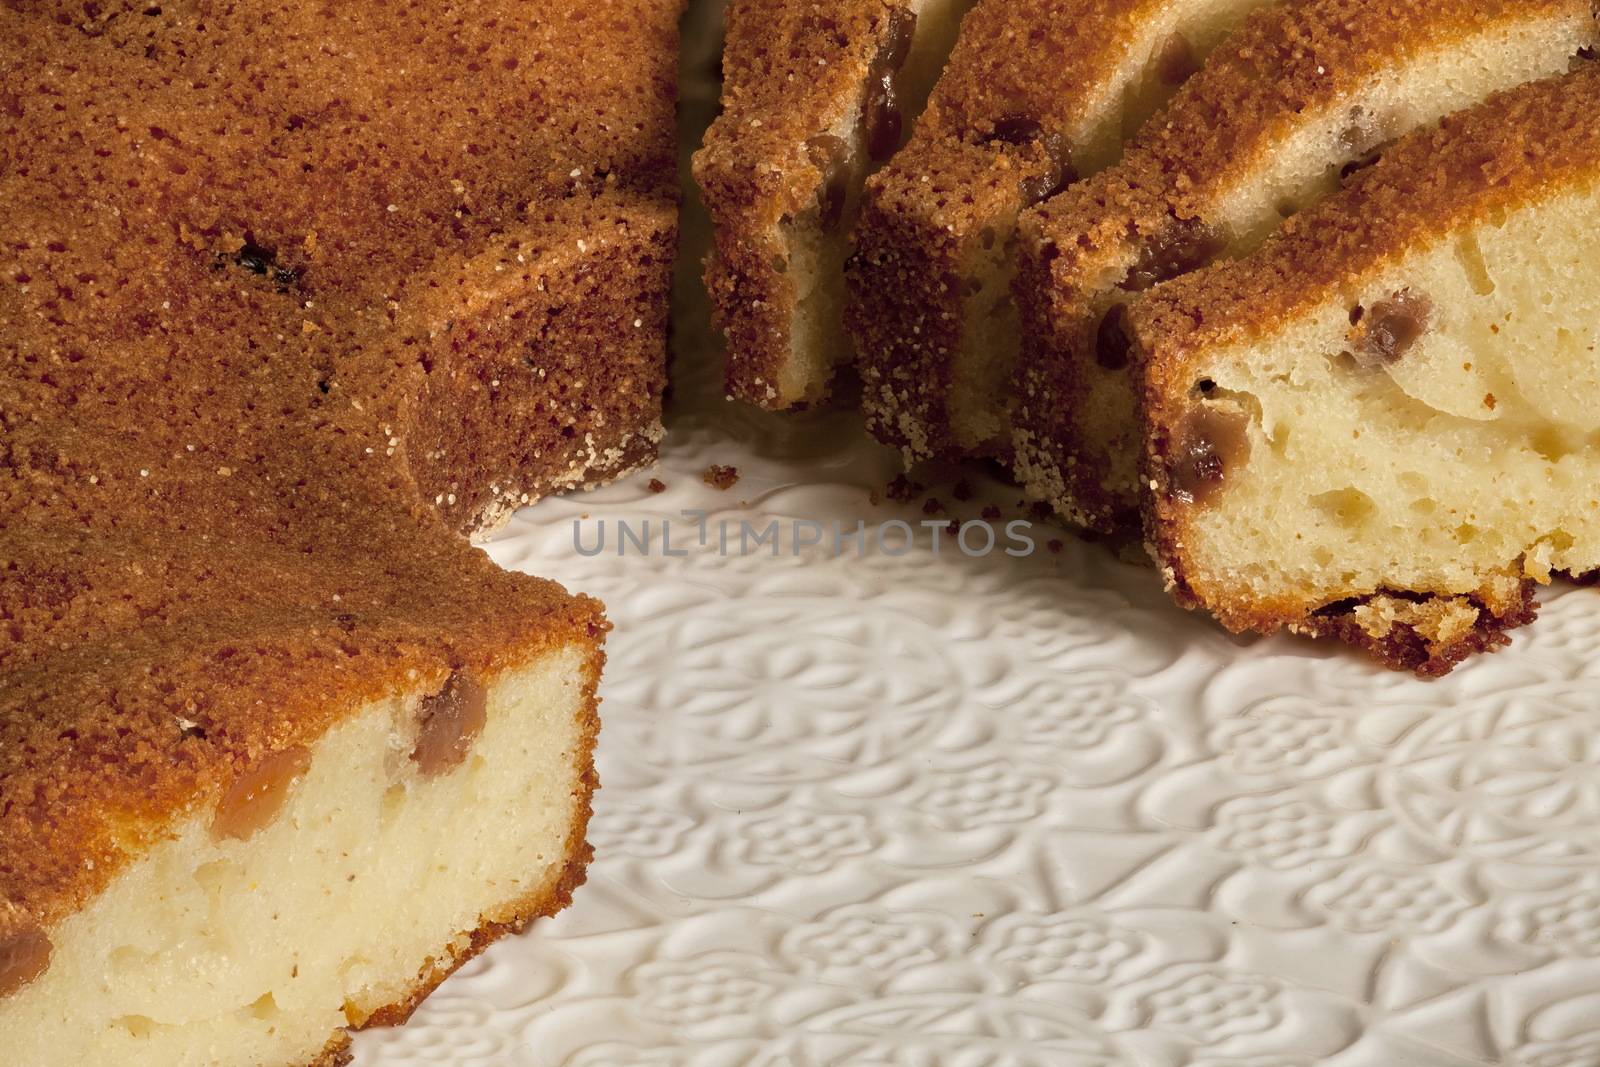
[1132,66,1600,671]
[848,0,1200,460]
[306,1034,355,1067]
[2,0,679,537]
[0,0,661,963]
[1131,65,1600,364]
[1013,0,1596,533]
[695,0,915,408]
[1296,586,1537,678]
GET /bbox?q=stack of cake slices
[1,0,680,1063]
[702,0,1600,671]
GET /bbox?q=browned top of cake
[696,0,912,223]
[1025,0,1594,292]
[862,0,1168,237]
[1128,64,1600,367]
[1,0,678,938]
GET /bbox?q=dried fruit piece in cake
[1130,67,1600,675]
[695,0,974,409]
[847,0,1279,464]
[1012,0,1599,533]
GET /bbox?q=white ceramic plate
[353,6,1600,1064]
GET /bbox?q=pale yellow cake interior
[1170,179,1600,615]
[0,647,591,1067]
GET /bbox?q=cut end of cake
[0,646,600,1067]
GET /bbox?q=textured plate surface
[353,6,1600,1065]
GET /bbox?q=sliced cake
[0,528,606,1067]
[846,0,1280,464]
[0,0,682,1062]
[695,0,973,409]
[1013,0,1598,533]
[1130,66,1600,675]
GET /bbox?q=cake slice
[1129,66,1600,675]
[1013,0,1598,533]
[846,0,1279,463]
[695,0,973,409]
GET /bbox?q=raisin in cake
[1013,0,1598,534]
[695,0,973,409]
[1130,66,1600,675]
[0,0,681,1062]
[846,0,1279,464]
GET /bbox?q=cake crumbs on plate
[885,474,924,502]
[702,464,740,490]
[647,478,667,493]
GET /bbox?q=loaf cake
[1130,65,1600,675]
[0,0,680,1062]
[846,0,1278,464]
[1013,0,1599,533]
[695,0,972,409]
